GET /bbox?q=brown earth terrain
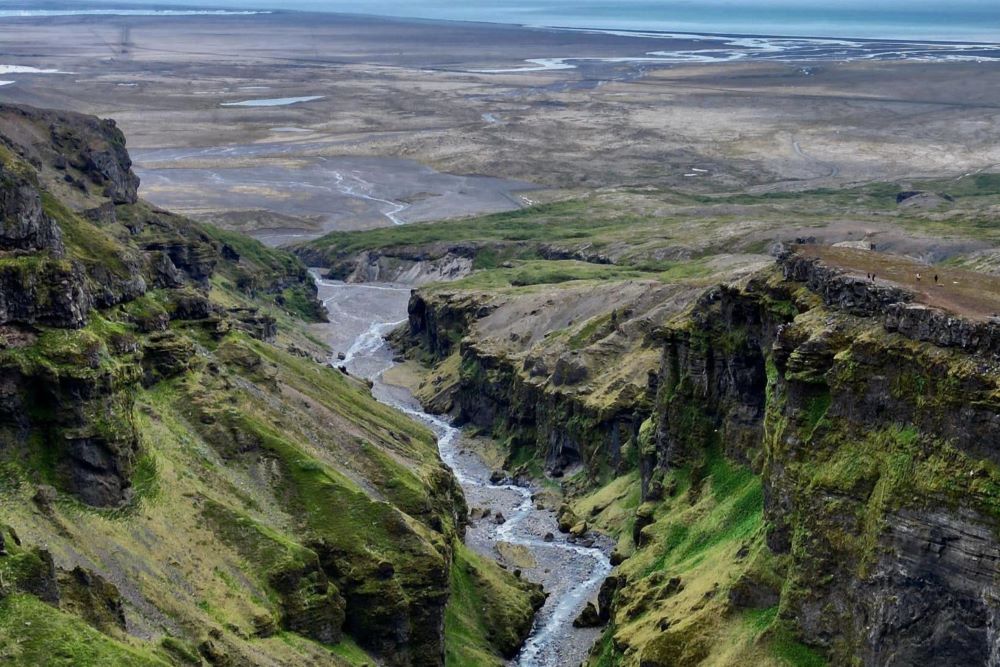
[3,11,1000,239]
[797,244,1000,320]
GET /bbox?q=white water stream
[314,276,613,666]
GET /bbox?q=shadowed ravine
[314,276,613,666]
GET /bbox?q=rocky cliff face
[0,105,536,667]
[317,244,477,285]
[653,269,999,664]
[402,253,1000,666]
[400,280,688,480]
[0,104,313,509]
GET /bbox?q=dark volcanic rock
[81,139,139,205]
[0,258,91,328]
[885,302,1000,356]
[572,601,603,628]
[143,331,195,384]
[271,562,346,645]
[780,252,912,317]
[65,435,135,507]
[0,165,64,255]
[551,353,588,386]
[58,566,128,633]
[817,507,1000,666]
[643,268,1000,665]
[228,307,277,341]
[597,575,620,621]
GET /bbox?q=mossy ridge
[41,190,133,277]
[578,451,799,667]
[0,325,463,666]
[444,542,544,666]
[1,104,456,666]
[167,336,470,663]
[189,211,326,322]
[298,169,1000,295]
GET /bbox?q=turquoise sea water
[17,0,1000,42]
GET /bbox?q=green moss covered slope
[0,103,538,666]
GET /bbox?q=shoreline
[3,6,1000,49]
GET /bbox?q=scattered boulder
[573,601,603,628]
[228,307,277,341]
[469,507,493,521]
[252,614,278,639]
[143,331,195,384]
[557,505,579,533]
[523,355,549,377]
[197,639,232,667]
[32,484,58,509]
[171,291,217,320]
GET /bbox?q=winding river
[313,276,613,666]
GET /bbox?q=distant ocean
[6,0,997,43]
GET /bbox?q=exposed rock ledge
[780,251,912,317]
[303,243,476,285]
[781,251,1000,357]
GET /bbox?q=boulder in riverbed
[573,601,603,628]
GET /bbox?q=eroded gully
[313,276,613,666]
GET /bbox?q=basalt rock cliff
[398,247,1000,666]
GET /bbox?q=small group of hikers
[865,272,940,285]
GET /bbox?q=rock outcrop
[0,103,325,510]
[299,242,479,285]
[0,164,64,255]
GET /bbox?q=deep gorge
[396,252,1000,665]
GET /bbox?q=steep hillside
[0,104,540,667]
[305,200,1000,665]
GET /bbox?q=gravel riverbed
[313,275,613,666]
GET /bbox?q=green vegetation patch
[445,542,542,666]
[0,594,169,666]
